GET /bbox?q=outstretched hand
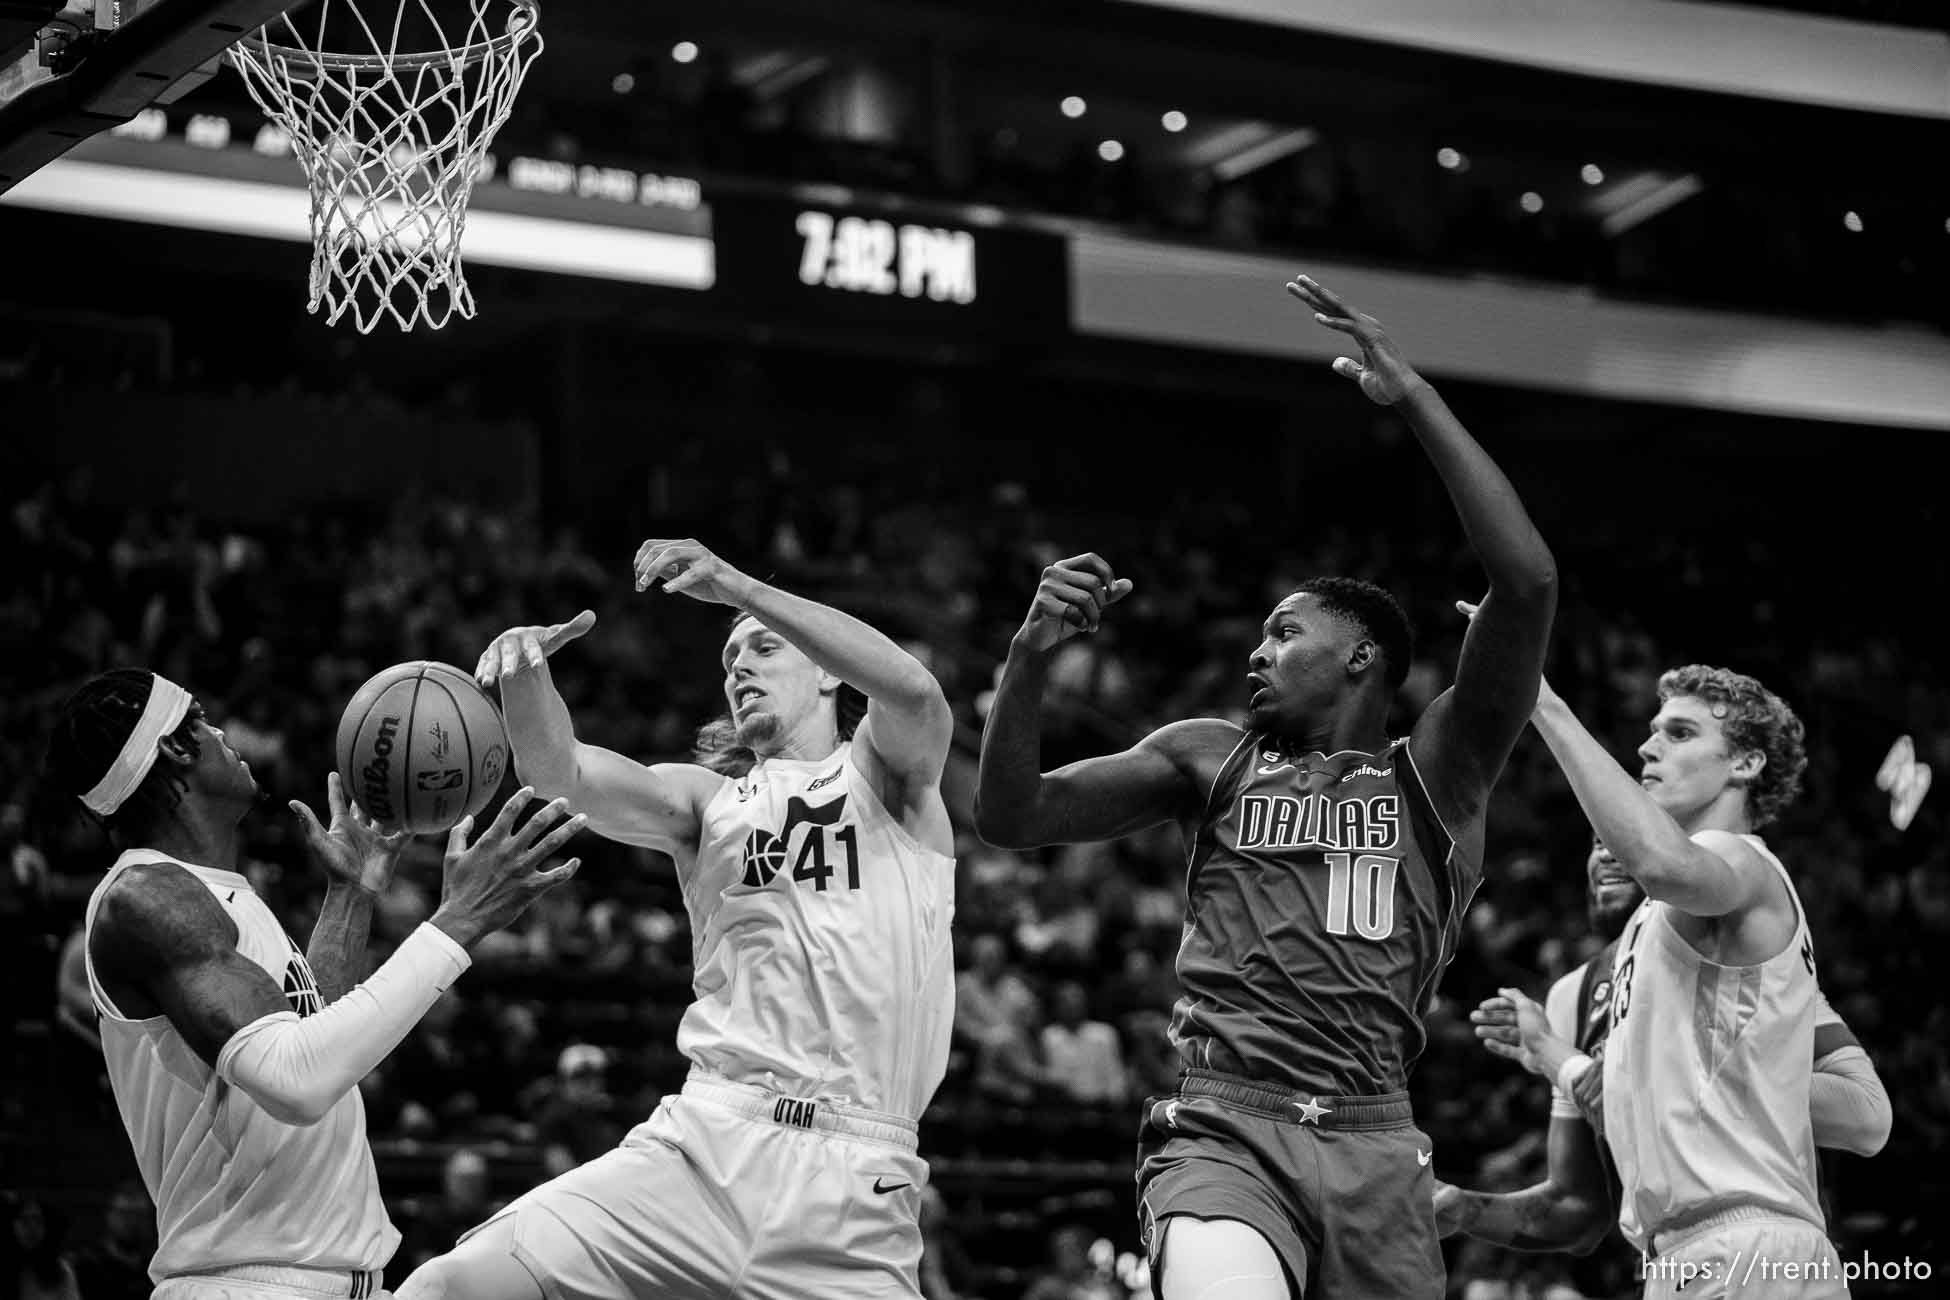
[633,538,756,607]
[1470,987,1561,1079]
[290,771,409,895]
[1285,274,1427,407]
[475,610,598,688]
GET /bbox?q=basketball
[335,661,510,833]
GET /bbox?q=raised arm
[90,794,581,1125]
[1288,275,1556,824]
[634,538,954,789]
[289,771,407,1001]
[974,552,1213,848]
[1528,687,1775,917]
[478,611,720,857]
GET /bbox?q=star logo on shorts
[1292,1097,1333,1125]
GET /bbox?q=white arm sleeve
[1811,1045,1892,1157]
[216,923,470,1126]
[1543,967,1584,1120]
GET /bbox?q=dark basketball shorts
[1135,1069,1443,1299]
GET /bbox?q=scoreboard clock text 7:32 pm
[707,195,1069,336]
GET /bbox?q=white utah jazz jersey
[83,851,396,1282]
[676,742,956,1121]
[1602,833,1824,1251]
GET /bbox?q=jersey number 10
[1323,852,1399,940]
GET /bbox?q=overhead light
[1437,147,1468,172]
[1594,172,1705,237]
[1207,126,1317,182]
[611,73,635,94]
[1520,191,1544,214]
[1061,96,1087,119]
[671,40,698,63]
[1581,163,1604,186]
[1161,110,1187,133]
[1098,139,1124,162]
[1844,210,1863,233]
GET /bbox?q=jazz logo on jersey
[282,939,323,1018]
[742,793,854,889]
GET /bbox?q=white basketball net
[226,0,542,332]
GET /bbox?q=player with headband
[44,668,586,1300]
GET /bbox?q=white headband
[79,675,193,817]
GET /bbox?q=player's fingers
[522,812,590,866]
[545,610,597,652]
[1106,577,1135,605]
[1282,280,1335,316]
[664,565,709,595]
[1291,273,1354,317]
[445,815,475,856]
[326,770,349,823]
[481,787,537,843]
[1040,578,1107,630]
[499,636,520,683]
[1481,1038,1523,1063]
[475,643,499,687]
[1455,600,1480,621]
[636,543,685,591]
[531,858,581,891]
[288,800,325,842]
[1331,356,1366,382]
[511,797,574,849]
[1056,553,1117,587]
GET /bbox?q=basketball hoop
[226,0,542,332]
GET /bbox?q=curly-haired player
[1491,654,1850,1299]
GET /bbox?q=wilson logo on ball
[362,715,401,822]
[337,662,511,834]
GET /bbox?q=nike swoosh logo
[1257,763,1294,776]
[872,1178,911,1195]
[1416,1149,1431,1166]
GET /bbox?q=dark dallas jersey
[1169,734,1481,1096]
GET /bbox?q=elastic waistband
[1177,1068,1413,1131]
[1649,1206,1826,1259]
[167,1264,381,1297]
[682,1077,918,1150]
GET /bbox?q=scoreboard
[709,194,1068,337]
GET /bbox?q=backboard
[0,0,297,191]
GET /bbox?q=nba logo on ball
[336,662,510,833]
[742,829,789,887]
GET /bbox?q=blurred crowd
[3,455,1945,1300]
